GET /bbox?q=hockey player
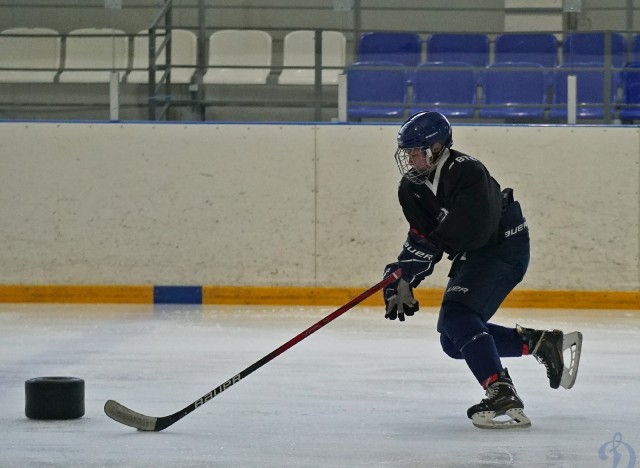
[382,111,583,429]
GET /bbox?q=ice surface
[0,304,638,467]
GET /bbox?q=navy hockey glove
[383,263,418,321]
[397,230,443,287]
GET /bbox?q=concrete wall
[0,122,638,291]
[0,1,504,35]
[0,1,634,35]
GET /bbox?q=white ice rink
[1,303,638,468]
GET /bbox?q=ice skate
[467,369,531,429]
[517,324,583,389]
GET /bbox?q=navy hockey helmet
[397,111,453,150]
[394,111,453,183]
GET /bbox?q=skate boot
[517,324,583,389]
[467,368,531,429]
[517,325,564,389]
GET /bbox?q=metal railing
[1,2,640,123]
[146,0,173,120]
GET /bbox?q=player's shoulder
[397,175,430,202]
[398,175,413,190]
[445,149,487,174]
[447,149,482,166]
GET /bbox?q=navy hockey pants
[437,200,530,369]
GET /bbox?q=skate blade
[560,331,583,389]
[471,408,532,429]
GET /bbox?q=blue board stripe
[154,286,202,304]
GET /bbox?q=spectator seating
[426,33,489,86]
[277,30,346,85]
[426,33,490,68]
[0,27,61,83]
[127,29,197,84]
[346,61,407,120]
[549,63,617,120]
[1,26,634,123]
[494,33,558,68]
[562,32,626,67]
[479,62,547,119]
[357,32,422,83]
[410,62,476,118]
[618,62,640,121]
[357,32,422,67]
[58,28,128,83]
[631,34,640,63]
[202,30,272,84]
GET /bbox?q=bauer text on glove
[397,230,443,287]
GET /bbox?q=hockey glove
[383,264,418,322]
[397,230,443,287]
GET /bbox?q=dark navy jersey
[398,148,503,255]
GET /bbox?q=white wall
[0,122,638,291]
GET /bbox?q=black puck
[25,377,85,420]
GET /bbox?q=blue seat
[479,62,547,119]
[426,33,489,68]
[410,62,476,118]
[426,33,489,86]
[549,63,617,120]
[357,32,421,83]
[494,33,558,68]
[346,61,407,120]
[631,34,640,63]
[357,32,422,67]
[619,62,640,121]
[562,32,626,67]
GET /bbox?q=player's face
[394,141,446,183]
[408,148,429,172]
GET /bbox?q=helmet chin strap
[424,147,448,172]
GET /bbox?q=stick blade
[104,400,158,431]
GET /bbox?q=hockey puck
[25,377,85,420]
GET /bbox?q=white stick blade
[104,400,157,431]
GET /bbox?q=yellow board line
[0,285,152,304]
[0,285,638,310]
[203,287,640,310]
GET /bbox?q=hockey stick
[104,268,402,431]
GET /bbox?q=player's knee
[438,301,487,349]
[438,301,475,336]
[440,333,463,359]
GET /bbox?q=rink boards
[0,122,638,309]
[0,284,638,310]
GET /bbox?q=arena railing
[1,1,640,124]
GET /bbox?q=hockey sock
[439,301,503,385]
[460,331,504,385]
[486,323,525,357]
